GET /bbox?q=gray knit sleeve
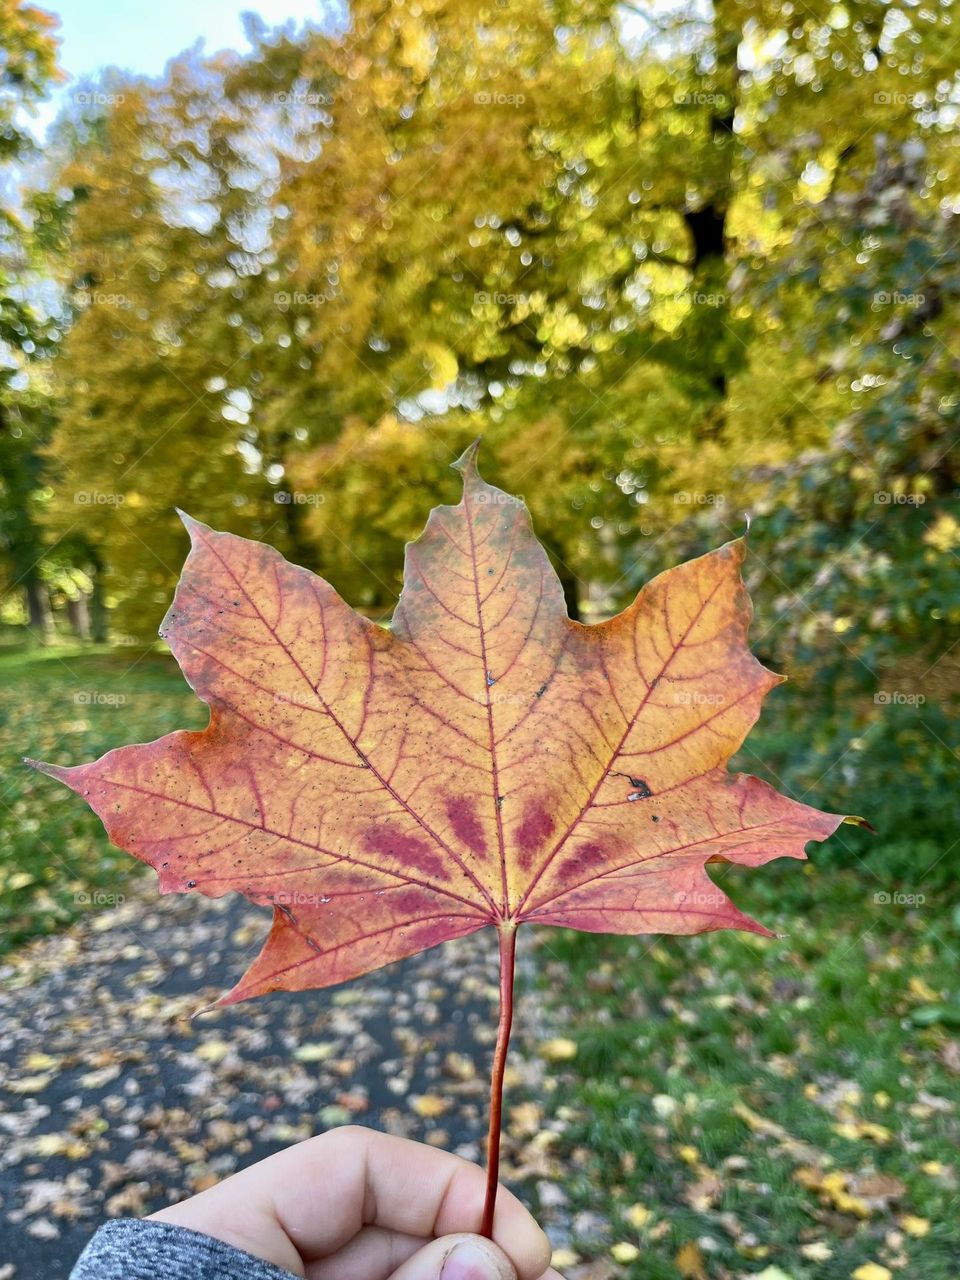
[68,1218,300,1279]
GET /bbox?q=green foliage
[0,0,62,161]
[0,1,64,635]
[740,694,959,890]
[0,645,204,951]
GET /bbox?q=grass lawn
[0,644,205,953]
[534,866,960,1279]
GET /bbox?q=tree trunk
[25,578,55,643]
[548,548,582,622]
[67,594,92,640]
[680,0,741,436]
[89,553,109,643]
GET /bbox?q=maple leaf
[27,442,861,1233]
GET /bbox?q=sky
[27,0,328,137]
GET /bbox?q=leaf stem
[480,922,518,1238]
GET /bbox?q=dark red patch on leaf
[362,828,447,883]
[446,795,488,856]
[515,805,556,869]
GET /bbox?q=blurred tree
[276,0,957,622]
[730,125,960,878]
[41,27,330,636]
[0,0,62,639]
[38,0,960,682]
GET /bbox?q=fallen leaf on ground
[675,1241,707,1279]
[800,1242,833,1261]
[899,1214,930,1237]
[538,1037,578,1064]
[195,1040,231,1064]
[683,1170,723,1212]
[795,1168,871,1218]
[292,1042,336,1063]
[551,1248,580,1269]
[610,1242,640,1263]
[832,1119,892,1144]
[847,1173,906,1210]
[623,1203,651,1228]
[410,1094,451,1118]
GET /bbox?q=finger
[306,1226,424,1280]
[382,1235,566,1280]
[151,1191,303,1275]
[268,1127,551,1279]
[153,1127,552,1280]
[387,1232,516,1280]
[306,1229,573,1280]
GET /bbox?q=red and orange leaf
[28,444,852,1003]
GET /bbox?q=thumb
[386,1232,517,1280]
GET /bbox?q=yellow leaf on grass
[739,1244,770,1260]
[538,1038,577,1062]
[624,1202,652,1228]
[795,1168,870,1218]
[733,1101,787,1139]
[675,1241,707,1280]
[851,1265,892,1280]
[832,1120,892,1144]
[908,976,940,1003]
[800,1242,833,1261]
[611,1242,640,1263]
[899,1214,930,1237]
[551,1248,579,1269]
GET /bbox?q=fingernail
[440,1239,508,1280]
